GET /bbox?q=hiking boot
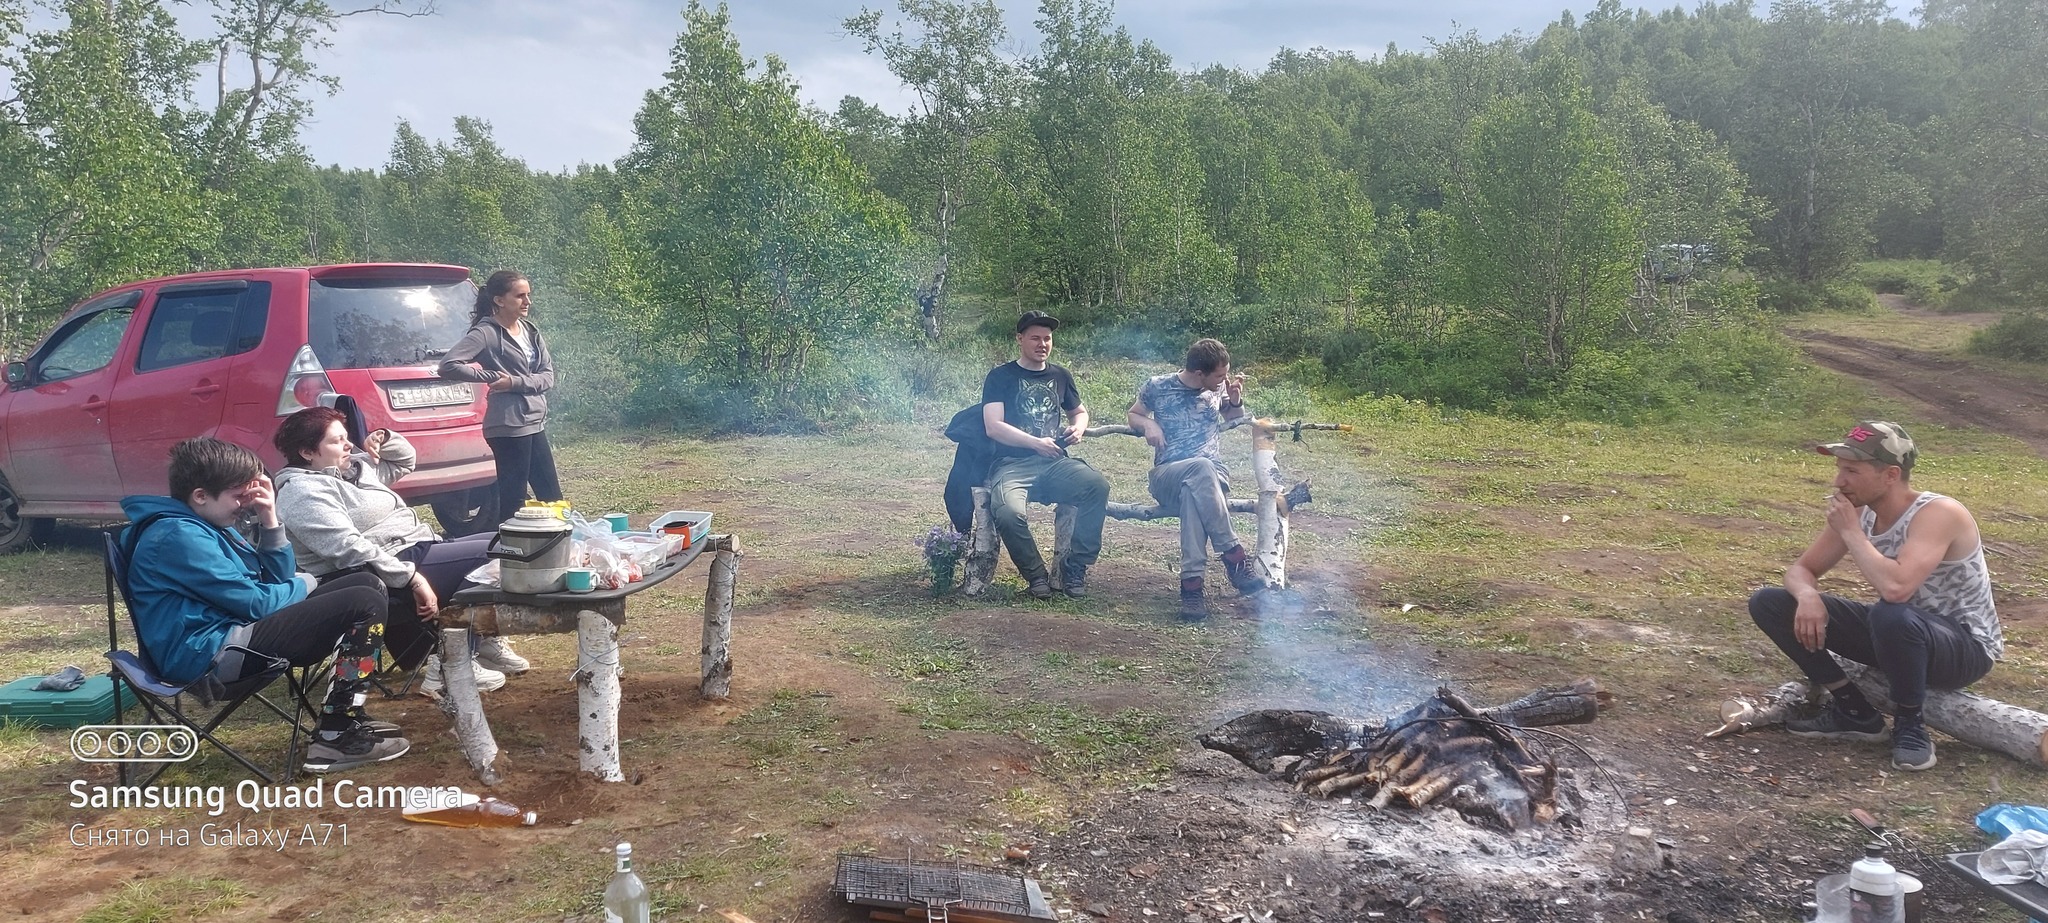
[418,654,507,701]
[474,636,531,674]
[1892,721,1937,771]
[1061,561,1089,599]
[1221,545,1268,595]
[344,706,404,739]
[1024,571,1055,600]
[1785,705,1887,742]
[303,727,410,773]
[1178,577,1208,622]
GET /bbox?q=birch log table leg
[436,627,504,786]
[699,534,740,700]
[576,608,625,782]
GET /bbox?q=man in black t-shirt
[980,311,1110,599]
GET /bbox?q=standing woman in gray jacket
[438,270,562,521]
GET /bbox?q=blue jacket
[119,496,311,684]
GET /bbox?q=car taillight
[276,344,335,415]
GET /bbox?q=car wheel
[0,471,51,555]
[429,485,501,537]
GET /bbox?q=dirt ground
[5,298,2044,922]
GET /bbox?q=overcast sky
[298,0,1585,172]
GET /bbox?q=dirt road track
[1792,318,2048,457]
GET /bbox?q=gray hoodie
[437,317,554,438]
[272,432,438,588]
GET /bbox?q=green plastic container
[0,674,118,729]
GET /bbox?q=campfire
[1199,680,1609,831]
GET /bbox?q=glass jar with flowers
[913,525,968,595]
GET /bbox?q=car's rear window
[307,277,476,370]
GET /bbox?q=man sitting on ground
[981,310,1110,599]
[1127,338,1267,620]
[122,437,409,773]
[1749,421,2002,771]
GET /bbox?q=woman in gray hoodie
[271,407,528,698]
[437,269,561,524]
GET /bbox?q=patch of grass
[78,876,248,923]
[899,685,1178,783]
[725,688,839,769]
[1782,302,1979,354]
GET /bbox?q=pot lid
[498,506,572,534]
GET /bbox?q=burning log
[1200,680,1607,831]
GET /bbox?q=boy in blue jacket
[121,437,409,773]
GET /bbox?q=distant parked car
[0,263,503,553]
[1649,243,1716,283]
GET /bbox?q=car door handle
[190,383,222,397]
[83,398,108,412]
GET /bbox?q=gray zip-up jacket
[437,317,554,438]
[272,433,437,588]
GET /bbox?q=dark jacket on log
[944,404,993,533]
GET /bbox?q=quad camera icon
[71,725,199,763]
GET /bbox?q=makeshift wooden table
[438,534,740,785]
[1944,851,2048,919]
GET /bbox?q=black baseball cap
[1015,310,1061,333]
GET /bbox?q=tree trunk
[576,610,624,782]
[700,534,739,700]
[1836,659,2048,767]
[436,627,503,786]
[1051,504,1076,590]
[963,487,999,596]
[1251,421,1286,587]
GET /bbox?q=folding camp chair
[101,531,327,786]
[366,603,437,699]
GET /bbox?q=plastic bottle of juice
[401,791,537,828]
[603,842,651,923]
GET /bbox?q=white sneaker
[418,654,507,700]
[473,636,531,674]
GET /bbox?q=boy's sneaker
[1785,706,1888,742]
[304,728,410,773]
[1024,572,1055,600]
[344,706,404,739]
[417,654,507,701]
[474,636,531,674]
[1892,722,1937,771]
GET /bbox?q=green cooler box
[0,674,119,728]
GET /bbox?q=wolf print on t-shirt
[1013,378,1062,439]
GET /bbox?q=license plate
[386,381,475,409]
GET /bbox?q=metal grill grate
[833,854,1053,920]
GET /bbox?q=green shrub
[1759,279,1874,314]
[1968,313,2048,362]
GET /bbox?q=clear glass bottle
[603,842,652,923]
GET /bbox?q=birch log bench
[435,533,741,785]
[960,417,1342,596]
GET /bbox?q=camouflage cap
[1817,421,1917,472]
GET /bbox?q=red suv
[0,263,502,552]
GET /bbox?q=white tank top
[1862,491,2003,660]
